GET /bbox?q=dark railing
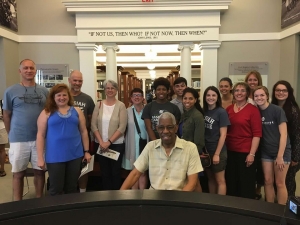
[0,190,298,225]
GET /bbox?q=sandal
[255,193,262,200]
[0,171,6,177]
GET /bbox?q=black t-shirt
[142,101,181,139]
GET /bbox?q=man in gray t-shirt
[69,70,95,193]
[170,77,187,114]
[3,59,48,201]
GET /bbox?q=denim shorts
[261,151,291,164]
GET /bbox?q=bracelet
[249,153,255,157]
[84,150,90,154]
[108,140,113,145]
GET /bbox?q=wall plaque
[36,64,69,89]
[229,62,268,87]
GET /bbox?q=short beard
[73,87,81,92]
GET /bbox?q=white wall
[220,0,281,34]
[0,38,20,99]
[218,40,281,90]
[17,0,76,35]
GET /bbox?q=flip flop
[0,171,6,177]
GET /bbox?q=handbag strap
[132,108,142,138]
[202,146,209,154]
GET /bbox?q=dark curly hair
[153,77,170,90]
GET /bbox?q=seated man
[121,112,203,191]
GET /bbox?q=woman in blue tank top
[36,84,91,196]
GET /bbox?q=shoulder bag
[132,108,147,154]
[200,146,211,168]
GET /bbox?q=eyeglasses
[19,83,42,105]
[156,125,175,132]
[132,94,143,98]
[105,87,116,91]
[275,89,288,93]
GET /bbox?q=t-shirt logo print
[262,117,265,122]
[19,93,42,104]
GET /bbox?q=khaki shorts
[9,141,42,173]
[0,128,8,144]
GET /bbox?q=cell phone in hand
[81,159,87,169]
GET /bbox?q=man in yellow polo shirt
[121,112,203,191]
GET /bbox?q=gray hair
[158,112,176,125]
[103,79,118,90]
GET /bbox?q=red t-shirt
[226,104,262,153]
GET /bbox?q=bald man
[68,70,95,192]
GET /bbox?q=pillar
[76,43,98,102]
[102,43,119,82]
[199,41,221,97]
[178,42,194,87]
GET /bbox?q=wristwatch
[84,150,90,154]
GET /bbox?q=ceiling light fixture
[147,64,156,70]
[145,45,157,60]
[149,70,156,80]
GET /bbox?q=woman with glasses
[253,86,291,205]
[179,87,204,192]
[225,82,262,199]
[122,88,148,189]
[271,80,300,197]
[91,80,127,190]
[219,77,233,109]
[203,86,230,195]
[36,84,91,195]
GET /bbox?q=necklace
[236,102,247,111]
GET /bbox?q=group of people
[2,59,94,199]
[217,72,300,205]
[1,59,299,206]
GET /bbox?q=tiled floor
[1,163,300,204]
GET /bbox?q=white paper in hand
[79,155,94,179]
[97,147,120,161]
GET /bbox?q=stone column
[102,43,119,82]
[76,43,98,101]
[178,42,194,87]
[199,41,221,98]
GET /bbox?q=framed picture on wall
[36,64,69,90]
[0,0,17,32]
[281,0,300,29]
